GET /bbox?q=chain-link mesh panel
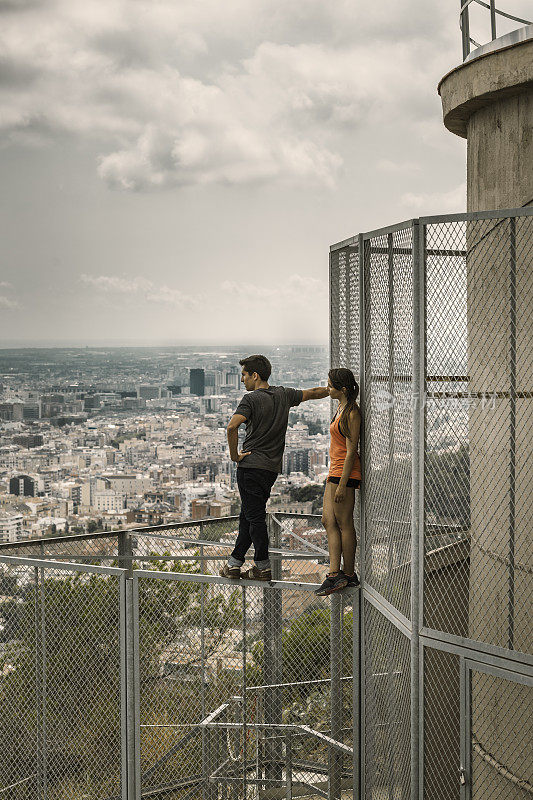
[133,519,239,577]
[0,533,120,564]
[423,647,461,800]
[135,572,356,799]
[330,245,358,372]
[470,667,533,798]
[424,216,533,654]
[0,559,40,799]
[363,227,413,619]
[0,558,123,799]
[363,599,410,800]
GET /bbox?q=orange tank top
[328,412,362,480]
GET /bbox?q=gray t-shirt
[235,385,303,473]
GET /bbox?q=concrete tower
[439,26,532,800]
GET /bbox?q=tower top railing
[460,0,532,60]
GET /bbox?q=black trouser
[229,467,277,567]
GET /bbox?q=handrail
[460,0,532,59]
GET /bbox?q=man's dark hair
[239,354,272,381]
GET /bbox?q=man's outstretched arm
[227,414,251,462]
[301,387,329,401]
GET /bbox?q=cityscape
[0,345,331,543]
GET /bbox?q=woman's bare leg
[333,488,356,575]
[321,481,342,573]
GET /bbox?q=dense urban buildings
[0,345,330,541]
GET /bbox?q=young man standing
[220,354,328,581]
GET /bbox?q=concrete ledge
[438,37,533,138]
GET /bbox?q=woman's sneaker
[341,571,360,588]
[314,573,348,596]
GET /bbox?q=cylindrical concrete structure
[439,31,533,800]
[439,32,533,211]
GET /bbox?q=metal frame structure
[459,0,532,60]
[0,515,357,800]
[331,207,533,800]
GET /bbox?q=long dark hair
[329,368,360,439]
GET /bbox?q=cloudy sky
[1,0,521,346]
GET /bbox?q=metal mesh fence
[362,226,414,620]
[423,647,461,800]
[363,599,411,800]
[332,207,533,800]
[0,556,124,800]
[424,215,533,654]
[330,243,358,374]
[134,571,356,799]
[468,665,533,798]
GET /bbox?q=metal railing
[459,0,532,59]
[0,514,354,800]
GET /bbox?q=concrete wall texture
[439,34,532,800]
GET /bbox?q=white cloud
[0,281,13,289]
[400,182,466,213]
[0,0,457,191]
[0,295,19,310]
[221,273,326,308]
[377,159,421,174]
[80,274,200,308]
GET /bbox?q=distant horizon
[0,340,328,351]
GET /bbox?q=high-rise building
[190,369,205,396]
[9,474,36,497]
[283,449,310,475]
[225,370,241,390]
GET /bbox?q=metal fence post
[460,0,470,59]
[489,0,497,39]
[118,531,133,579]
[352,590,361,800]
[411,219,424,800]
[263,518,283,786]
[242,586,248,800]
[33,567,43,800]
[125,578,138,800]
[38,559,48,800]
[358,231,368,800]
[330,592,343,800]
[286,730,293,800]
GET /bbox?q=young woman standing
[315,368,361,596]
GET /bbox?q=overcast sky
[1,0,526,346]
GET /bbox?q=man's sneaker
[219,564,241,579]
[314,573,348,596]
[241,565,272,582]
[342,571,360,588]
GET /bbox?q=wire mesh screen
[423,647,461,800]
[469,666,533,799]
[363,599,410,800]
[134,571,356,799]
[0,532,120,563]
[330,244,358,372]
[0,557,124,800]
[362,227,414,619]
[424,215,533,654]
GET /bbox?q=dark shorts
[327,476,361,489]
